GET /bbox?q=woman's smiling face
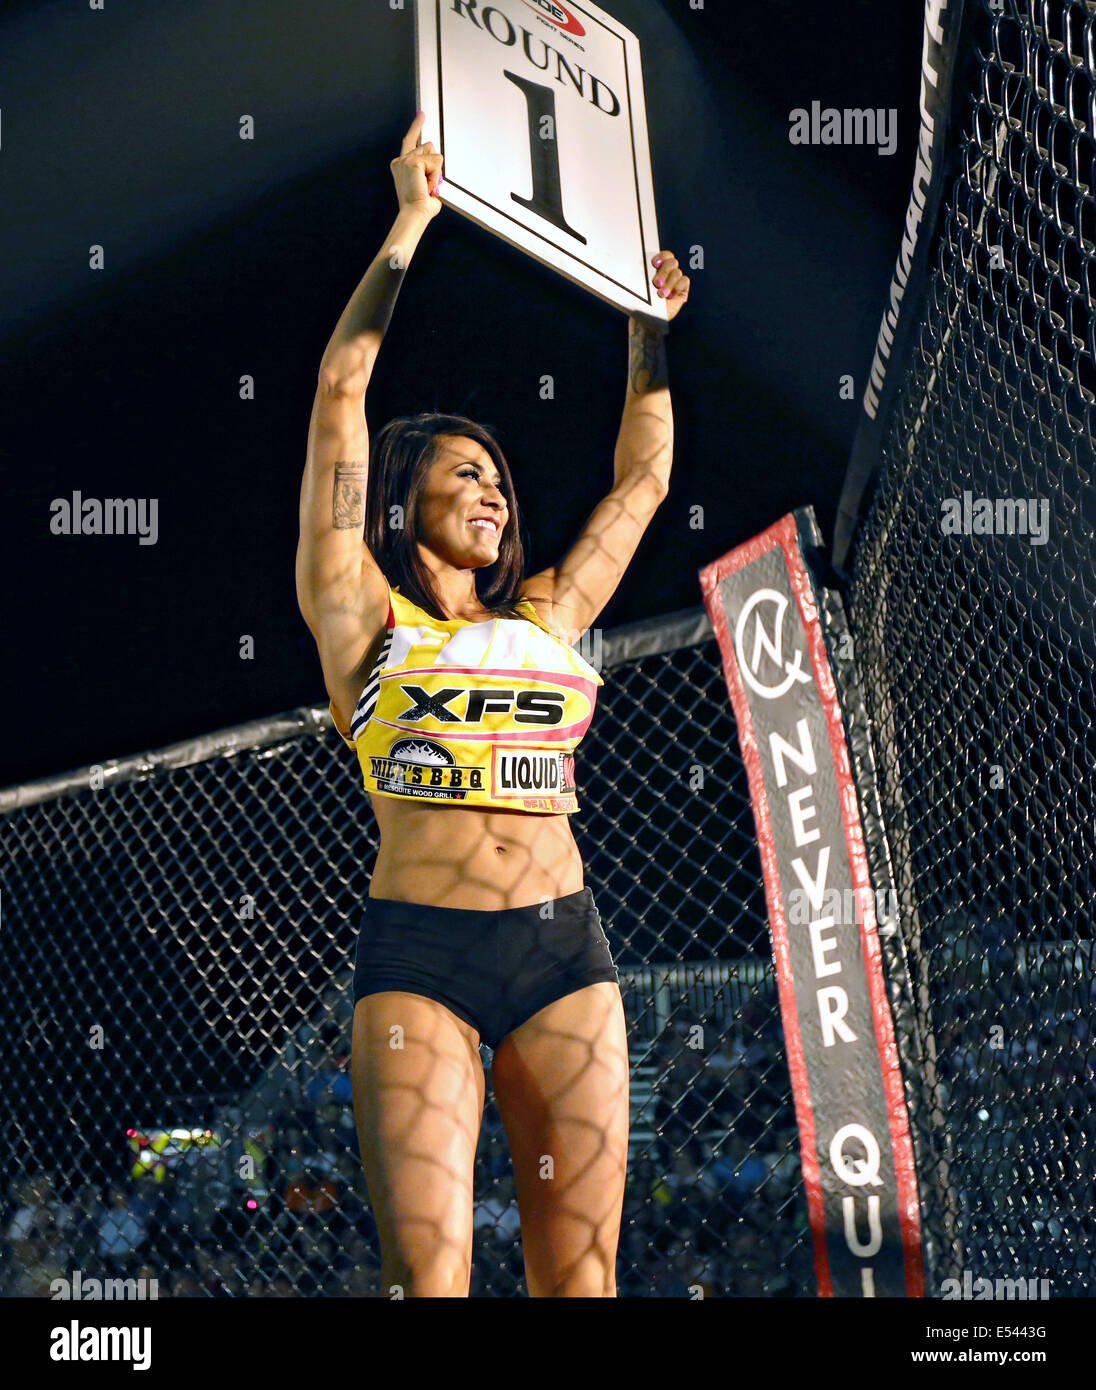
[415,434,510,568]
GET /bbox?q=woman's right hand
[390,111,444,221]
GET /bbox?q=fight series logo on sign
[700,508,924,1299]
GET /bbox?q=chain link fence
[0,611,813,1298]
[845,0,1096,1297]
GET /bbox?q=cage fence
[843,0,1096,1297]
[0,612,812,1298]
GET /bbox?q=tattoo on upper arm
[628,321,668,394]
[333,462,367,529]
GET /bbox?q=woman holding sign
[297,112,689,1296]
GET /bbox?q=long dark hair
[366,413,527,622]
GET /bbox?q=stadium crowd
[0,998,811,1298]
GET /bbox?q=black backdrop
[3,0,922,786]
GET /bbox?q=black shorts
[352,887,619,1050]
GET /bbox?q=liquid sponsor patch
[492,748,576,798]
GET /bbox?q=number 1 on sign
[504,69,587,245]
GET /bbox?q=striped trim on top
[349,627,394,740]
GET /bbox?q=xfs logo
[734,588,812,700]
[398,686,566,725]
[520,0,586,37]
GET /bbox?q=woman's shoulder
[515,587,559,636]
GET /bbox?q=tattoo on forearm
[628,320,668,394]
[333,461,367,529]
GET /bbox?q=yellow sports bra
[329,582,603,814]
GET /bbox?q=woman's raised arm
[318,112,443,391]
[521,252,691,640]
[296,114,442,660]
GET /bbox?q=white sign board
[414,0,668,323]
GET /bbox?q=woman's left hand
[651,250,690,322]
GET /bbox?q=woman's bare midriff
[367,796,585,910]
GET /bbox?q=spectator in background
[204,1179,245,1253]
[473,1173,520,1244]
[329,1151,366,1237]
[6,1176,46,1242]
[285,1164,338,1219]
[314,1099,356,1169]
[622,1154,660,1230]
[341,1227,371,1277]
[724,1225,766,1296]
[281,1162,339,1274]
[150,1168,200,1269]
[649,1162,674,1212]
[64,1184,101,1267]
[345,1263,375,1297]
[618,1223,649,1297]
[6,1173,70,1246]
[267,1123,308,1209]
[477,1104,510,1181]
[193,1243,215,1288]
[765,1133,802,1201]
[653,1037,729,1156]
[310,1230,355,1296]
[208,1248,247,1297]
[660,1143,703,1225]
[40,1174,72,1243]
[97,1187,147,1271]
[306,1048,353,1108]
[715,1133,768,1212]
[649,1227,710,1297]
[242,1122,276,1200]
[8,1232,65,1297]
[709,1030,746,1075]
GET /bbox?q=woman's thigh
[352,990,486,1296]
[490,981,630,1296]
